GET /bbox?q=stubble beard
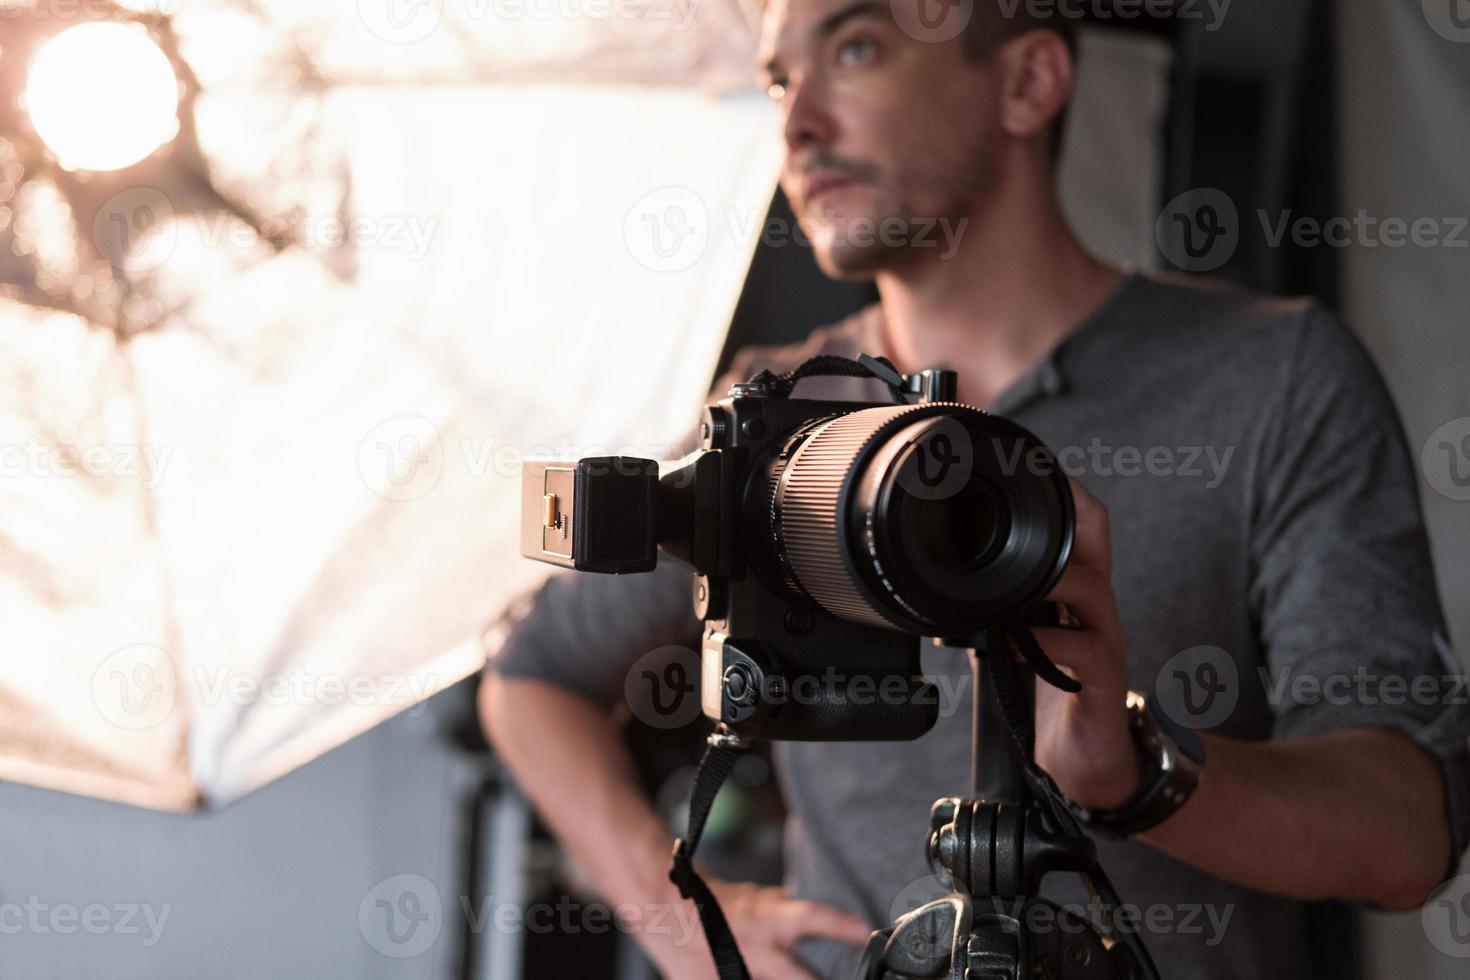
[810,135,994,281]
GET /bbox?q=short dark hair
[961,4,1078,161]
[961,2,1078,63]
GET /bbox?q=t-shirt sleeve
[1249,305,1470,868]
[485,559,703,710]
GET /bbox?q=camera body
[521,361,1074,742]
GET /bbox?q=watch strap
[1073,692,1204,839]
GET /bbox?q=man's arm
[477,674,691,972]
[479,559,871,978]
[1035,307,1470,911]
[1145,725,1449,910]
[1033,477,1457,911]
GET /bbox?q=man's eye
[837,37,876,67]
[766,80,788,101]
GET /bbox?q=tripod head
[855,632,1160,980]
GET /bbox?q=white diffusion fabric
[0,87,780,807]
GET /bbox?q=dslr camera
[520,356,1074,743]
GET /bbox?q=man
[481,1,1470,976]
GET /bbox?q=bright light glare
[25,23,181,173]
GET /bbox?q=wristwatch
[1071,691,1205,839]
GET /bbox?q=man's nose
[782,77,837,153]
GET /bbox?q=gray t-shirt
[488,272,1470,978]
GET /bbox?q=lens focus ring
[776,405,920,630]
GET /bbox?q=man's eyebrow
[814,0,888,38]
[761,0,890,79]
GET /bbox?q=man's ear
[994,30,1074,144]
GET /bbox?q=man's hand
[651,880,871,980]
[1030,475,1141,811]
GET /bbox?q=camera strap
[742,353,911,404]
[669,731,751,980]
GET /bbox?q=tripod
[855,629,1161,980]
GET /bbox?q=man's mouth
[804,172,866,208]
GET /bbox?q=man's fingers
[774,900,872,948]
[1044,558,1114,628]
[1029,626,1124,690]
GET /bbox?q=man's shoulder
[1127,270,1326,335]
[1112,272,1392,430]
[1120,271,1368,378]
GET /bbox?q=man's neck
[872,172,1123,409]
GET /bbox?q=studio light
[24,21,180,173]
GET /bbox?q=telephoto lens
[751,402,1074,635]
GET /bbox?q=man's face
[759,0,1001,279]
